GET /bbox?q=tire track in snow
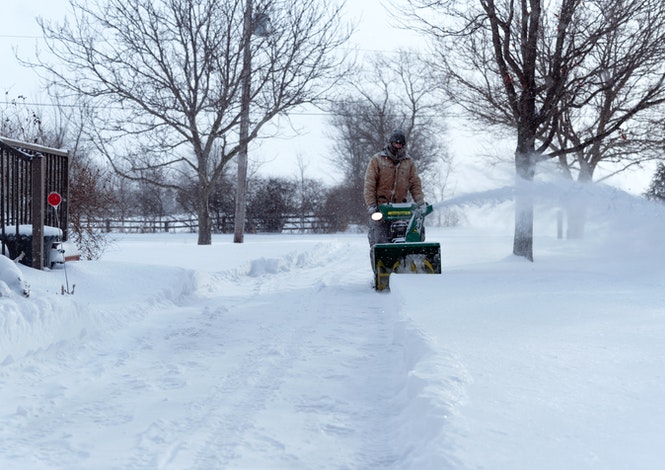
[167,284,409,469]
[141,238,418,468]
[154,237,449,468]
[188,298,320,468]
[0,236,451,469]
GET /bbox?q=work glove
[368,204,378,215]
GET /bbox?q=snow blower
[371,202,441,291]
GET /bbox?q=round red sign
[47,192,62,208]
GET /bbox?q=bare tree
[400,0,587,260]
[1,93,53,145]
[548,0,665,237]
[550,0,665,182]
[67,153,117,260]
[401,0,665,259]
[293,154,326,232]
[0,93,118,258]
[31,0,352,245]
[327,50,449,224]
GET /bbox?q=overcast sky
[2,0,68,98]
[1,0,435,186]
[0,1,653,193]
[1,0,422,99]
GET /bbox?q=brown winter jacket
[363,148,425,208]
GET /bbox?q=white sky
[0,0,654,194]
[1,0,435,185]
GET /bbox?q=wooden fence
[86,214,331,234]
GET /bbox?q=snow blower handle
[373,202,433,222]
[415,201,429,216]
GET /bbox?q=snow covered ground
[2,184,665,469]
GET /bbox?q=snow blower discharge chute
[371,203,441,291]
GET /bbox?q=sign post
[46,191,73,293]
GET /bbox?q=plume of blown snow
[433,177,665,264]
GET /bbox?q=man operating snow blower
[363,128,441,291]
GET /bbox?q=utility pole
[233,0,253,243]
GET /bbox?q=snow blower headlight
[371,211,383,221]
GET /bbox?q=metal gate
[0,137,69,269]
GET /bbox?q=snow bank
[0,255,30,298]
[2,183,665,469]
[0,261,196,365]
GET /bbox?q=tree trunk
[566,200,587,239]
[513,145,535,261]
[565,161,593,239]
[197,189,212,245]
[197,208,212,245]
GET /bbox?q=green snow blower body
[371,202,441,291]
